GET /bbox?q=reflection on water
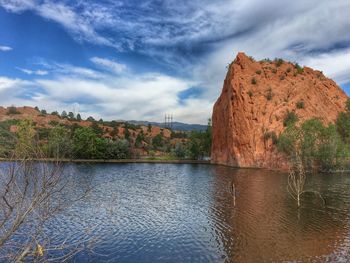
[44,164,350,262]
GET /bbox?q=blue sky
[0,0,350,124]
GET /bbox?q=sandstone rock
[211,52,348,169]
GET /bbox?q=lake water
[40,164,350,261]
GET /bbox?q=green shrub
[275,58,284,67]
[251,77,257,85]
[336,111,350,144]
[283,111,298,127]
[295,63,304,74]
[49,120,60,126]
[261,58,271,63]
[248,90,253,98]
[346,99,350,111]
[266,87,273,101]
[277,118,349,171]
[256,70,262,75]
[263,131,278,144]
[296,101,305,109]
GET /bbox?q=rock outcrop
[211,52,348,169]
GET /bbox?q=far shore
[0,158,211,165]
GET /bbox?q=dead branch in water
[230,180,236,207]
[287,152,325,208]
[0,119,94,261]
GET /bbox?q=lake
[36,163,350,261]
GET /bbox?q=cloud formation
[0,62,211,123]
[0,45,12,51]
[90,57,127,74]
[0,0,349,123]
[17,68,48,76]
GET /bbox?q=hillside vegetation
[0,106,211,160]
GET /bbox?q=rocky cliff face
[211,52,348,169]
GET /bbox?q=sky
[0,0,350,124]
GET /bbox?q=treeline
[275,101,350,171]
[0,118,212,160]
[0,120,131,159]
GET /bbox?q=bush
[277,118,349,171]
[275,58,284,67]
[152,134,163,149]
[248,90,253,98]
[283,111,298,127]
[266,87,273,101]
[295,63,304,74]
[251,77,257,85]
[263,131,278,144]
[336,111,350,144]
[296,101,305,109]
[346,99,350,111]
[256,70,262,75]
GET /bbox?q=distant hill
[127,120,207,131]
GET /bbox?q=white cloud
[1,0,350,123]
[0,66,212,123]
[0,76,30,90]
[90,57,127,74]
[0,45,12,51]
[303,48,350,85]
[17,68,48,76]
[0,0,119,49]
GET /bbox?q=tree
[278,118,349,171]
[0,120,18,157]
[15,119,36,158]
[173,142,186,158]
[47,125,72,158]
[0,119,91,261]
[135,131,144,147]
[124,127,130,141]
[40,109,47,115]
[336,111,350,144]
[318,124,348,171]
[91,122,103,135]
[87,116,95,122]
[76,113,82,121]
[61,110,68,118]
[203,118,212,154]
[152,134,163,149]
[68,111,75,119]
[72,127,100,159]
[98,139,130,159]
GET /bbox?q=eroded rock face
[211,52,348,169]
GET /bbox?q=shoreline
[0,158,211,165]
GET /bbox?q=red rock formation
[211,52,348,169]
